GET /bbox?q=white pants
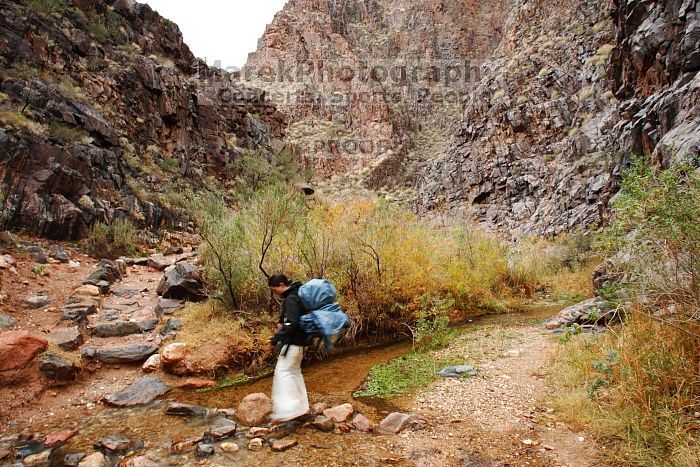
[271,345,309,421]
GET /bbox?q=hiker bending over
[269,274,310,422]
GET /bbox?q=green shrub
[21,0,65,15]
[552,157,700,465]
[81,219,139,259]
[48,121,88,145]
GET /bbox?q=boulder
[160,343,187,369]
[352,414,376,432]
[154,298,185,316]
[0,314,15,330]
[40,355,79,382]
[0,331,48,372]
[437,365,478,378]
[236,393,272,427]
[90,321,142,338]
[23,295,51,309]
[156,263,205,301]
[49,245,71,263]
[77,452,106,467]
[543,297,612,330]
[142,354,160,372]
[271,439,298,452]
[323,403,354,423]
[147,255,171,271]
[94,434,131,453]
[165,402,208,417]
[81,344,157,363]
[378,412,414,434]
[47,327,83,351]
[104,376,171,407]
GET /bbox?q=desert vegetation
[551,158,700,465]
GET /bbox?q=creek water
[39,304,560,465]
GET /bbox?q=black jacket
[272,282,309,347]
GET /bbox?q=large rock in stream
[236,393,272,427]
[104,376,171,407]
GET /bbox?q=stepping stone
[0,314,15,330]
[352,414,376,432]
[90,321,142,338]
[271,439,298,452]
[378,412,414,434]
[142,354,160,372]
[112,289,139,298]
[204,418,237,439]
[165,402,208,417]
[311,415,334,432]
[23,295,51,309]
[94,434,131,453]
[104,376,170,407]
[195,443,214,458]
[40,355,78,382]
[170,436,203,453]
[48,245,71,263]
[147,255,172,271]
[437,365,478,378]
[47,326,83,350]
[77,452,105,466]
[155,298,185,316]
[74,285,100,297]
[81,343,157,363]
[160,317,182,335]
[25,245,48,264]
[323,403,354,422]
[136,318,158,332]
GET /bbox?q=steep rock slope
[243,0,512,182]
[0,0,286,239]
[417,0,699,235]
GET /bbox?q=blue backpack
[297,279,349,351]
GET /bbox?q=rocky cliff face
[248,0,698,236]
[243,0,511,184]
[0,0,286,239]
[418,0,699,236]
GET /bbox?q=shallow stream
[20,304,561,465]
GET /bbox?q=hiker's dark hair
[268,274,291,287]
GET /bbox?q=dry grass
[175,302,276,373]
[549,314,700,466]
